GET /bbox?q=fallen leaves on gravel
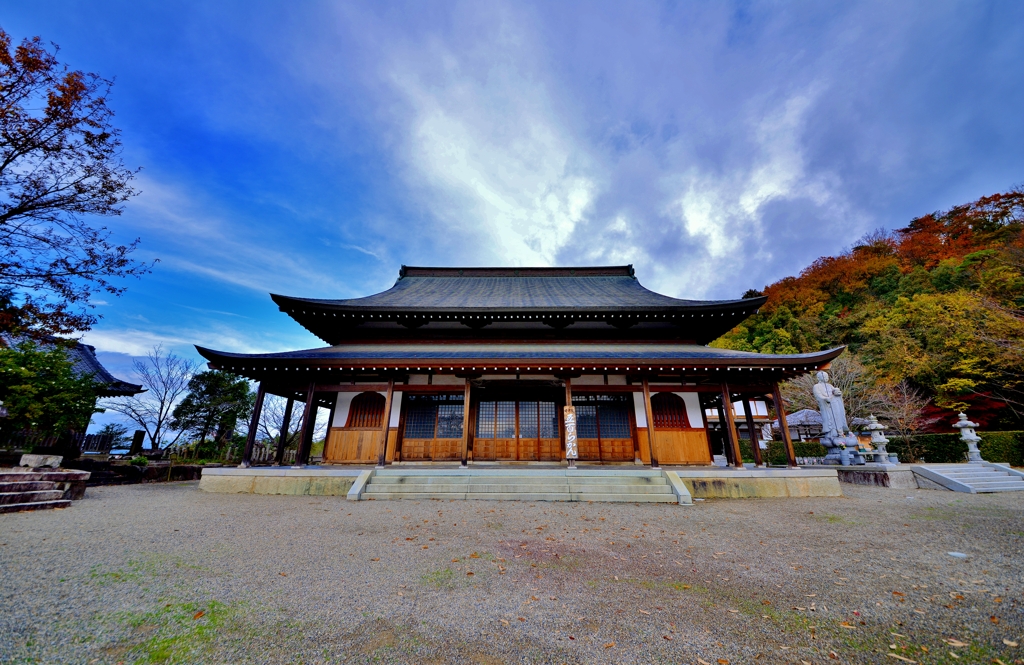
[839,622,855,629]
[697,659,711,665]
[991,616,1001,624]
[639,609,650,615]
[1003,639,1018,647]
[663,635,672,640]
[499,619,509,626]
[279,572,287,577]
[717,659,729,664]
[885,655,916,663]
[604,642,615,648]
[192,611,205,620]
[370,558,379,561]
[943,639,968,647]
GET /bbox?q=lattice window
[436,404,464,438]
[404,394,464,439]
[495,401,516,438]
[575,405,599,438]
[652,393,689,429]
[345,392,386,428]
[476,402,496,438]
[573,394,631,439]
[538,402,557,438]
[519,401,538,438]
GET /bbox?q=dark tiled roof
[0,334,143,397]
[198,342,844,366]
[272,265,761,312]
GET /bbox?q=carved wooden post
[460,382,472,467]
[295,383,317,466]
[719,383,743,468]
[773,382,798,467]
[274,396,294,465]
[376,380,394,468]
[642,378,659,468]
[741,397,764,467]
[239,383,265,468]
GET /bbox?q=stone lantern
[952,412,984,463]
[865,415,898,465]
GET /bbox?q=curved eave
[196,345,844,374]
[270,293,767,314]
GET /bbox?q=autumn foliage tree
[714,189,1024,428]
[0,28,147,336]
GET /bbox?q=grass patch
[420,568,457,589]
[106,600,246,664]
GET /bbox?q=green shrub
[888,431,1023,464]
[765,440,828,465]
[130,456,149,467]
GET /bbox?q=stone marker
[19,454,63,468]
[952,412,984,463]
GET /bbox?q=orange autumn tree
[713,189,1024,428]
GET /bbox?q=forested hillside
[713,190,1024,430]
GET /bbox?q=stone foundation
[669,468,842,499]
[199,467,364,496]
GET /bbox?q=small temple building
[198,266,843,471]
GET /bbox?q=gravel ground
[1,481,1022,665]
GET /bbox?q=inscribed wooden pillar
[376,380,394,467]
[295,383,317,466]
[719,383,743,468]
[239,383,265,468]
[772,382,798,467]
[741,397,764,467]
[274,397,295,465]
[641,379,659,468]
[460,382,471,466]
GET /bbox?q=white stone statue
[813,371,849,439]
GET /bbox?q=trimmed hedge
[764,440,827,466]
[888,431,1024,465]
[762,432,1023,465]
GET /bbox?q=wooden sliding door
[474,399,560,462]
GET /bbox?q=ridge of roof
[397,265,636,278]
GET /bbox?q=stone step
[369,475,667,486]
[976,486,1024,492]
[0,490,66,505]
[375,468,664,477]
[970,481,1024,490]
[365,482,672,494]
[0,481,58,493]
[363,491,677,502]
[0,499,72,513]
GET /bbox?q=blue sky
[2,1,1023,430]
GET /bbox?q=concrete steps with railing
[912,463,1024,493]
[361,467,683,503]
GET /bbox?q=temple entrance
[399,393,465,461]
[572,394,635,462]
[473,399,561,461]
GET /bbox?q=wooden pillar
[460,382,471,467]
[642,378,659,468]
[697,392,715,462]
[376,380,394,468]
[719,383,744,468]
[274,397,295,465]
[715,402,732,465]
[295,383,317,466]
[772,382,798,467]
[239,382,266,468]
[741,397,764,467]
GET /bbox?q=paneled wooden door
[475,400,560,462]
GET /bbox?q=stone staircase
[0,470,90,513]
[361,467,682,503]
[913,463,1024,493]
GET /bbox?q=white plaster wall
[332,393,356,428]
[332,391,401,428]
[677,392,705,428]
[390,392,403,427]
[407,374,429,385]
[607,375,627,385]
[573,375,605,385]
[633,392,648,428]
[431,375,465,385]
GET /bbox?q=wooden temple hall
[197,266,844,470]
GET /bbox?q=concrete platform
[666,467,842,498]
[801,464,919,490]
[199,465,842,500]
[199,467,364,496]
